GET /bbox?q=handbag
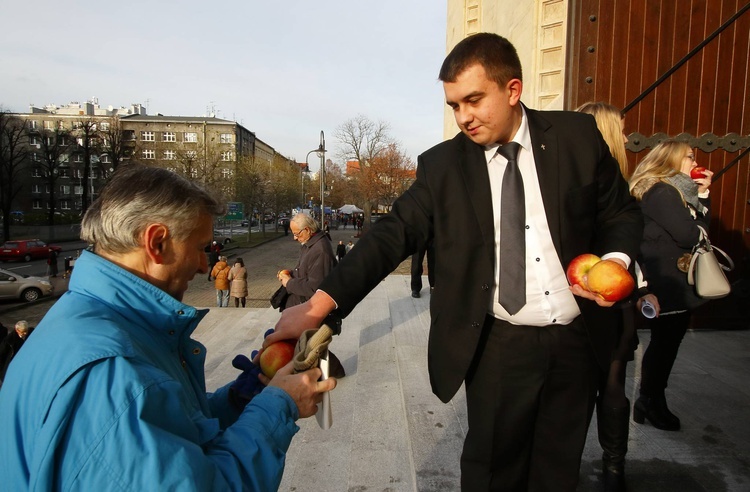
[687,226,734,299]
[270,285,289,310]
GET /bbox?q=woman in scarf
[628,139,713,432]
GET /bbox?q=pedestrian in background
[336,240,347,263]
[229,257,248,308]
[0,320,33,386]
[47,248,59,277]
[629,139,712,432]
[211,256,231,307]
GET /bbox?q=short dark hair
[439,33,523,87]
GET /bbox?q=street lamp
[300,163,311,207]
[304,131,326,221]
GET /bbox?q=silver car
[0,267,54,302]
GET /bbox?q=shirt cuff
[699,189,710,199]
[601,252,631,269]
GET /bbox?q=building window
[30,152,40,162]
[164,150,176,160]
[190,169,198,178]
[100,154,111,164]
[220,133,233,144]
[163,132,176,142]
[142,149,155,159]
[222,168,233,178]
[60,185,71,195]
[141,131,154,142]
[184,132,198,143]
[90,169,99,179]
[72,122,83,130]
[100,122,110,131]
[32,184,42,193]
[60,199,71,210]
[74,185,83,195]
[57,121,65,130]
[33,199,42,209]
[186,150,197,159]
[73,154,83,163]
[29,120,38,130]
[72,169,82,179]
[32,168,43,177]
[29,136,41,147]
[221,151,232,161]
[43,121,53,130]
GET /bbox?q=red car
[0,239,62,262]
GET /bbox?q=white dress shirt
[485,108,628,326]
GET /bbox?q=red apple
[566,253,601,288]
[585,259,635,302]
[690,166,707,179]
[259,340,296,378]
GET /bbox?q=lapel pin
[541,144,546,150]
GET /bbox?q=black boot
[598,402,630,492]
[633,395,680,431]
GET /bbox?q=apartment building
[7,100,295,217]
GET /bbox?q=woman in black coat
[628,139,713,431]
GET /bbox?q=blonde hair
[628,139,692,201]
[576,102,629,178]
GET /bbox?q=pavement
[2,226,749,491]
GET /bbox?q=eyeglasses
[292,228,308,239]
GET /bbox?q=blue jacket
[0,251,299,491]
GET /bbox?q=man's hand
[569,257,628,307]
[637,293,660,317]
[263,291,337,349]
[260,361,337,418]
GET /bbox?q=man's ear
[143,223,170,265]
[507,78,523,106]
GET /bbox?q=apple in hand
[259,340,296,378]
[585,259,635,302]
[690,167,707,179]
[566,253,601,288]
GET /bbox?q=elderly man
[0,165,335,490]
[0,320,33,386]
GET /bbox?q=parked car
[0,239,62,262]
[0,267,54,302]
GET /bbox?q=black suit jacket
[321,108,643,403]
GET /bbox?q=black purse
[270,285,289,310]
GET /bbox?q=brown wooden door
[567,0,749,327]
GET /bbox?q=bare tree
[0,111,28,240]
[100,116,132,178]
[334,114,393,230]
[73,118,101,214]
[38,127,72,224]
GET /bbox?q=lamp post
[304,131,326,221]
[300,163,311,207]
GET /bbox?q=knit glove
[228,328,274,410]
[293,324,334,373]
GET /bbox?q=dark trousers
[639,311,690,397]
[410,243,435,291]
[461,316,598,492]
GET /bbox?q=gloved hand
[228,328,274,410]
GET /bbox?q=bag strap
[687,249,700,286]
[712,245,735,272]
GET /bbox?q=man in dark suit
[268,33,642,491]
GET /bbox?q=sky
[0,0,448,171]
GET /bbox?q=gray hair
[81,164,225,254]
[15,320,29,333]
[291,212,320,233]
